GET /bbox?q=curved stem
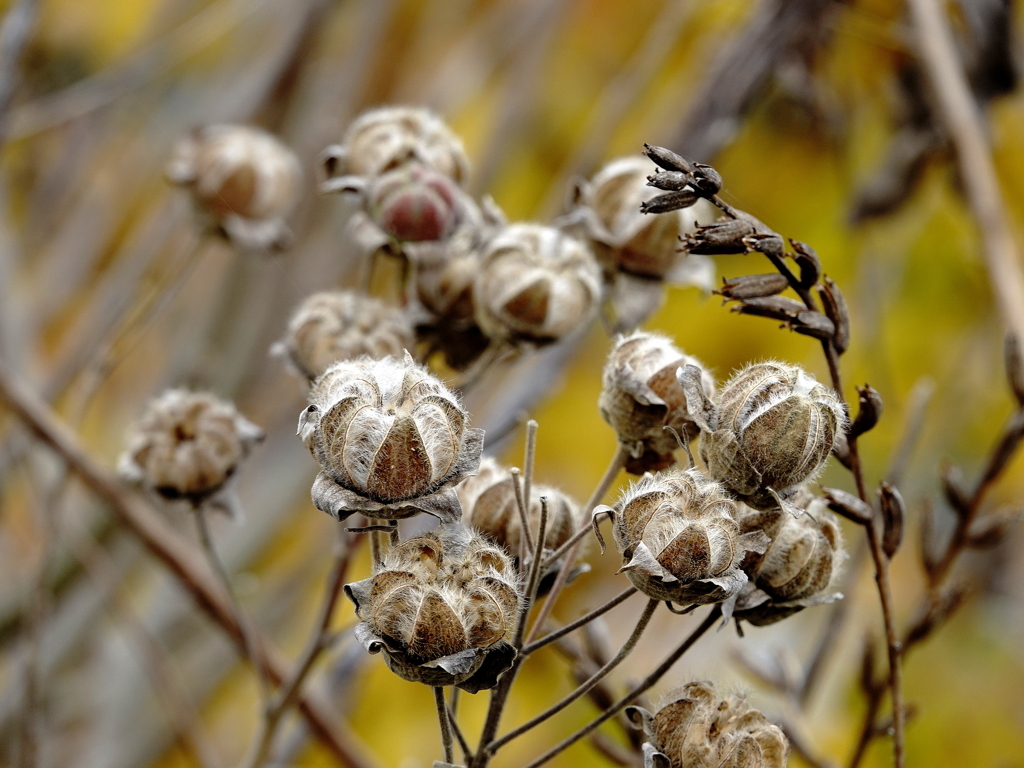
[522,586,638,656]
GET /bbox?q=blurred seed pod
[345,526,520,691]
[166,124,301,250]
[683,362,846,513]
[474,223,601,346]
[367,163,465,242]
[298,353,484,522]
[629,681,788,768]
[599,332,715,473]
[321,105,469,183]
[604,468,769,607]
[273,291,415,382]
[119,389,263,510]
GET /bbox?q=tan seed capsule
[599,332,715,473]
[119,389,263,508]
[298,353,484,522]
[274,291,415,381]
[474,223,601,346]
[345,527,521,691]
[166,124,301,250]
[367,164,463,242]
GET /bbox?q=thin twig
[522,586,638,656]
[434,687,455,764]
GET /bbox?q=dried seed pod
[321,106,469,182]
[716,274,790,301]
[119,389,263,508]
[166,124,301,250]
[632,681,788,768]
[878,482,905,558]
[789,240,821,288]
[605,468,769,606]
[599,332,715,472]
[273,291,415,381]
[684,362,846,513]
[817,277,850,353]
[345,526,521,691]
[849,384,883,438]
[474,223,601,346]
[298,353,484,522]
[681,213,763,255]
[367,164,465,242]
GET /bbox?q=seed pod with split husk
[732,495,845,626]
[604,468,769,607]
[166,124,301,250]
[681,361,846,514]
[119,389,264,512]
[474,223,601,346]
[298,353,484,522]
[273,291,415,382]
[599,332,715,474]
[345,526,521,691]
[366,163,467,243]
[628,680,788,768]
[321,105,469,183]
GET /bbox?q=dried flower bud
[878,482,905,558]
[321,106,469,183]
[298,353,484,522]
[682,214,759,255]
[716,274,789,301]
[346,526,521,691]
[789,240,821,289]
[119,389,263,508]
[816,277,850,354]
[367,164,465,242]
[166,124,301,250]
[599,332,715,472]
[604,468,769,606]
[683,362,846,512]
[631,681,788,768]
[849,384,883,438]
[474,223,601,346]
[273,291,415,381]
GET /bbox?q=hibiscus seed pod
[166,124,301,250]
[119,389,263,505]
[368,164,464,242]
[598,332,715,471]
[689,362,846,512]
[321,106,469,183]
[751,504,844,604]
[345,526,521,691]
[608,468,768,606]
[298,353,484,522]
[474,223,601,346]
[643,681,788,768]
[274,291,415,381]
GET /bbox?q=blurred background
[1,0,1023,766]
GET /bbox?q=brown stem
[522,586,638,656]
[434,687,455,764]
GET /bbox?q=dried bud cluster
[166,124,301,250]
[682,362,845,513]
[274,291,415,381]
[605,468,768,606]
[119,389,263,507]
[631,681,788,768]
[346,527,520,691]
[474,223,601,346]
[298,353,483,522]
[599,332,715,474]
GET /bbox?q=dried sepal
[878,482,905,558]
[299,354,484,522]
[345,526,521,691]
[609,468,769,606]
[817,277,851,354]
[849,384,883,438]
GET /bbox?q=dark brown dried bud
[966,509,1020,548]
[789,240,821,289]
[368,164,463,242]
[474,223,601,346]
[732,296,809,322]
[643,144,692,174]
[690,163,723,197]
[817,277,850,354]
[166,124,301,250]
[878,482,905,558]
[606,468,769,606]
[686,362,846,512]
[850,385,883,438]
[636,681,788,768]
[682,216,758,255]
[640,189,700,214]
[599,332,715,472]
[1004,333,1024,407]
[823,487,873,524]
[742,233,785,258]
[716,274,790,301]
[345,526,521,691]
[940,463,971,519]
[273,291,415,381]
[119,389,263,508]
[646,169,690,191]
[790,311,837,341]
[298,354,484,522]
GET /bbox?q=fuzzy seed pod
[599,332,715,473]
[367,164,463,242]
[630,681,788,768]
[322,106,469,183]
[166,124,301,250]
[604,468,768,606]
[298,353,484,522]
[345,526,520,691]
[733,498,845,626]
[474,223,601,346]
[119,389,263,509]
[274,291,415,382]
[682,362,846,513]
